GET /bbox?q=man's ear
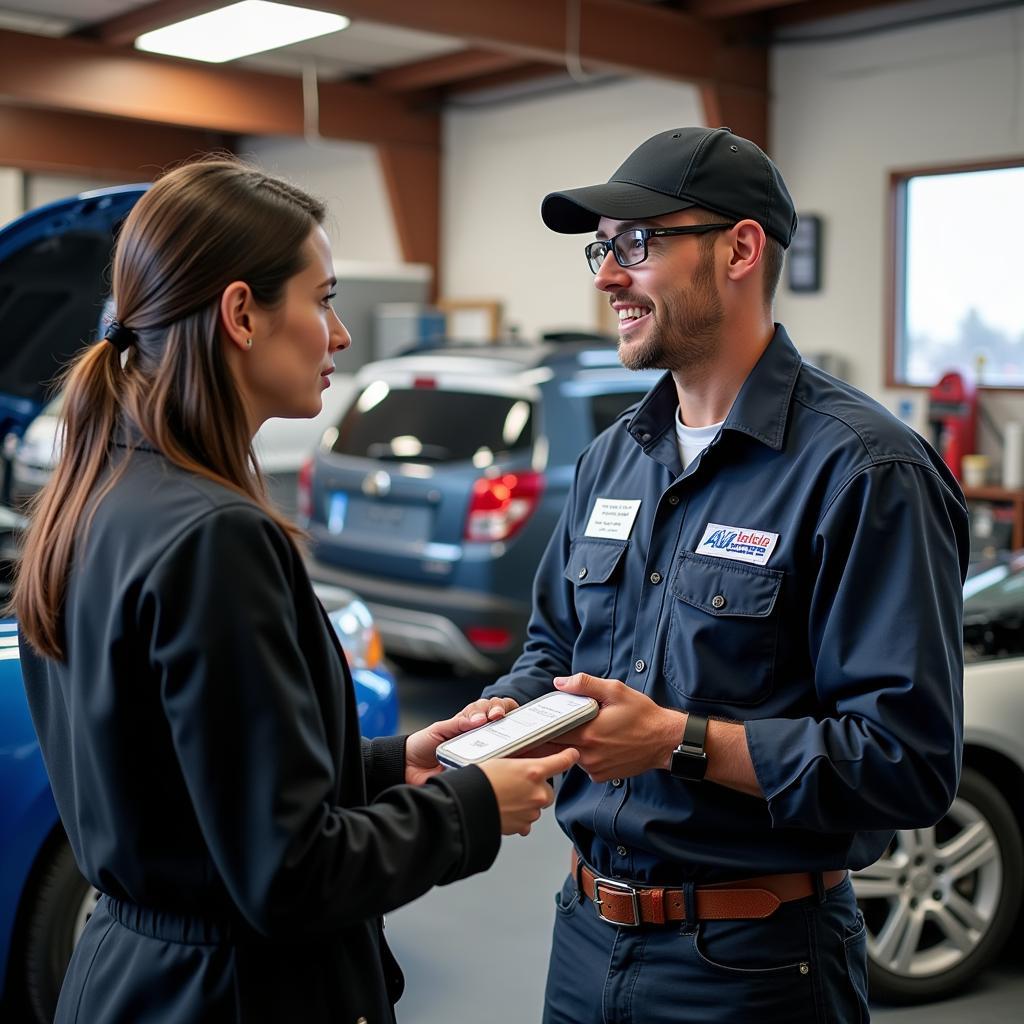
[220,281,257,353]
[726,220,766,286]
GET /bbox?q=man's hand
[552,673,685,783]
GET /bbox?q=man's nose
[593,250,631,292]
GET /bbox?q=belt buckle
[591,876,640,927]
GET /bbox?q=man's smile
[613,302,653,334]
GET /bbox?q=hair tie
[105,321,138,353]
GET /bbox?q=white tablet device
[436,691,598,769]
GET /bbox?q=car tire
[19,836,99,1024]
[852,766,1023,1004]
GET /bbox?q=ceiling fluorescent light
[136,2,350,63]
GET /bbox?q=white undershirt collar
[675,408,724,471]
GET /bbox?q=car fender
[0,633,61,995]
[963,657,1024,772]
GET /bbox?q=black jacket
[20,443,500,1023]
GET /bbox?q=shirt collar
[626,324,801,455]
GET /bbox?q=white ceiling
[0,1,466,78]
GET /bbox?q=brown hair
[690,207,785,307]
[13,156,326,659]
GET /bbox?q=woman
[14,157,577,1024]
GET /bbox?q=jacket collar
[626,323,801,457]
[112,418,158,454]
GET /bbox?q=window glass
[333,387,534,464]
[590,391,650,435]
[895,165,1024,386]
[963,558,1024,661]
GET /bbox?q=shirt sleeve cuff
[480,674,551,706]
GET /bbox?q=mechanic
[465,126,970,1023]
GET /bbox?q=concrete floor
[390,670,1024,1024]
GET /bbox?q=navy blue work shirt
[483,326,969,884]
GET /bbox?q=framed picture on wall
[787,214,822,293]
[438,299,503,342]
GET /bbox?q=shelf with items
[961,486,1024,554]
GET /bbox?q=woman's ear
[219,281,257,353]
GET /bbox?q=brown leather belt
[571,851,848,926]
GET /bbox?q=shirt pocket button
[711,594,727,610]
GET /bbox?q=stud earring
[245,338,253,349]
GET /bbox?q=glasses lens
[585,241,608,274]
[613,229,647,268]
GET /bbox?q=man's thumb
[554,672,601,695]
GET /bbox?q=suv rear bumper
[306,558,528,674]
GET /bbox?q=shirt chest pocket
[564,538,629,678]
[663,550,783,707]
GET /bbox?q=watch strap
[680,711,709,753]
[669,712,710,781]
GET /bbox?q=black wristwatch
[669,713,709,781]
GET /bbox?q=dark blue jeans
[543,874,869,1024]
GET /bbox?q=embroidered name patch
[697,522,779,566]
[584,498,642,540]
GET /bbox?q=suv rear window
[333,387,534,464]
[590,391,650,434]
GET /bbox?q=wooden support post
[376,144,442,301]
[700,83,769,153]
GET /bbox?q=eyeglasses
[584,223,734,274]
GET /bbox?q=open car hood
[0,184,147,436]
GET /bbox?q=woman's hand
[405,713,465,785]
[479,748,580,835]
[457,696,519,729]
[404,696,521,785]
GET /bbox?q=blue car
[0,188,399,1024]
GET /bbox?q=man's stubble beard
[618,247,724,374]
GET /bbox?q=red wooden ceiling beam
[0,104,235,179]
[312,0,767,94]
[0,29,438,148]
[372,47,527,92]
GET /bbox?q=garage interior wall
[442,77,704,341]
[0,3,1019,461]
[772,3,1024,453]
[0,168,20,226]
[238,135,403,265]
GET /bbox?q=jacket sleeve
[481,467,584,704]
[141,504,500,936]
[361,735,407,799]
[745,460,969,832]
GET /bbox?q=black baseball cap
[541,126,798,248]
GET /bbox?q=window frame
[886,156,1024,391]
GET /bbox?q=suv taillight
[464,471,545,542]
[297,456,314,524]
